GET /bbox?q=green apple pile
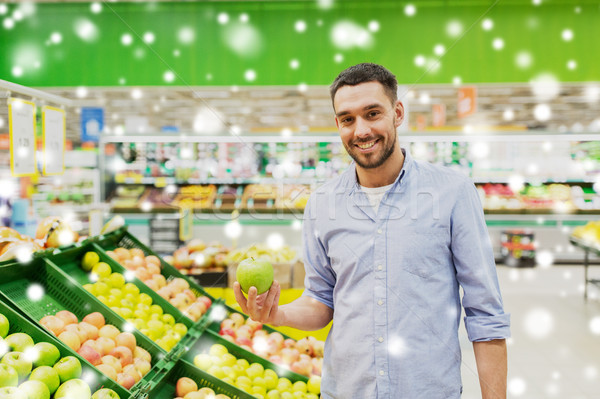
[0,312,120,399]
[39,310,152,390]
[219,313,323,377]
[103,248,213,322]
[79,252,188,351]
[174,377,231,399]
[193,344,321,399]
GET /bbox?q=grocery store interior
[1,0,600,398]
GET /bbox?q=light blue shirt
[302,149,510,399]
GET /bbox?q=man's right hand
[233,279,284,326]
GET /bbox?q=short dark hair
[330,63,398,107]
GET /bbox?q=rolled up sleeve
[451,178,511,342]
[301,195,335,310]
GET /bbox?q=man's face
[333,82,403,170]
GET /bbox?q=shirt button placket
[374,224,387,396]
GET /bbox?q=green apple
[18,380,49,399]
[307,375,321,395]
[81,252,100,272]
[52,356,81,384]
[0,386,27,399]
[4,334,33,353]
[236,257,274,294]
[0,315,9,339]
[0,352,32,380]
[29,366,60,394]
[32,343,60,368]
[0,364,18,388]
[54,379,91,399]
[91,388,120,399]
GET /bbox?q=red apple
[116,373,135,389]
[109,347,133,368]
[55,310,78,326]
[78,345,102,366]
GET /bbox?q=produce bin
[0,296,131,398]
[134,358,252,399]
[94,226,218,304]
[0,257,164,393]
[182,329,308,384]
[46,241,195,331]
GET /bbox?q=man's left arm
[450,178,511,398]
[473,339,507,399]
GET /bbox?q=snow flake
[492,38,504,50]
[295,20,307,33]
[414,55,426,67]
[515,51,532,69]
[387,335,407,357]
[532,0,542,5]
[290,59,300,69]
[74,18,99,42]
[143,32,155,44]
[244,69,256,82]
[121,33,133,46]
[589,316,600,335]
[433,44,445,56]
[223,23,264,58]
[178,27,195,44]
[163,71,175,83]
[404,4,416,17]
[503,108,515,121]
[533,103,552,121]
[334,53,344,63]
[11,66,23,77]
[217,12,229,25]
[481,18,493,31]
[523,307,554,338]
[446,20,463,37]
[0,4,7,15]
[267,233,285,251]
[76,86,88,98]
[452,76,462,86]
[567,60,577,70]
[173,49,180,57]
[12,10,22,22]
[561,29,573,41]
[530,73,560,101]
[50,32,62,44]
[317,0,334,10]
[26,283,44,301]
[368,20,380,32]
[330,21,373,49]
[298,83,308,92]
[239,13,249,23]
[575,6,581,14]
[3,18,14,30]
[90,2,101,14]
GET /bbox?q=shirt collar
[345,147,413,194]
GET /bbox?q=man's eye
[368,111,380,118]
[342,118,353,124]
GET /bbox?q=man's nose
[355,117,371,138]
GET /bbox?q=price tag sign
[42,106,66,175]
[179,205,193,241]
[8,98,36,176]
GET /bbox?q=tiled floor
[460,264,600,399]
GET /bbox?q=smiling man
[235,63,510,399]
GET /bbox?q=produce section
[0,225,323,398]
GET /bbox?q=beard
[344,127,397,169]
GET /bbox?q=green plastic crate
[135,358,253,399]
[46,241,194,333]
[0,297,131,398]
[182,329,308,384]
[94,226,219,304]
[0,257,165,394]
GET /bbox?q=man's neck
[356,145,405,188]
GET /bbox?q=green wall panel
[0,1,598,87]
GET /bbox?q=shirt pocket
[395,227,449,278]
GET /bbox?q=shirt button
[379,370,385,376]
[378,337,384,343]
[378,300,383,306]
[377,265,383,271]
[377,229,383,234]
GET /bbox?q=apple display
[82,313,105,330]
[176,377,197,397]
[32,342,60,368]
[18,380,49,399]
[95,364,117,381]
[52,356,82,383]
[77,345,101,366]
[28,366,60,394]
[54,311,78,327]
[4,334,34,353]
[0,364,18,388]
[53,379,91,399]
[39,316,65,337]
[236,257,274,294]
[1,352,32,380]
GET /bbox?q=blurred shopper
[235,63,510,399]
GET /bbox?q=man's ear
[394,101,404,128]
[334,117,339,129]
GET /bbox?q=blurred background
[1,1,600,398]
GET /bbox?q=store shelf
[117,176,326,185]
